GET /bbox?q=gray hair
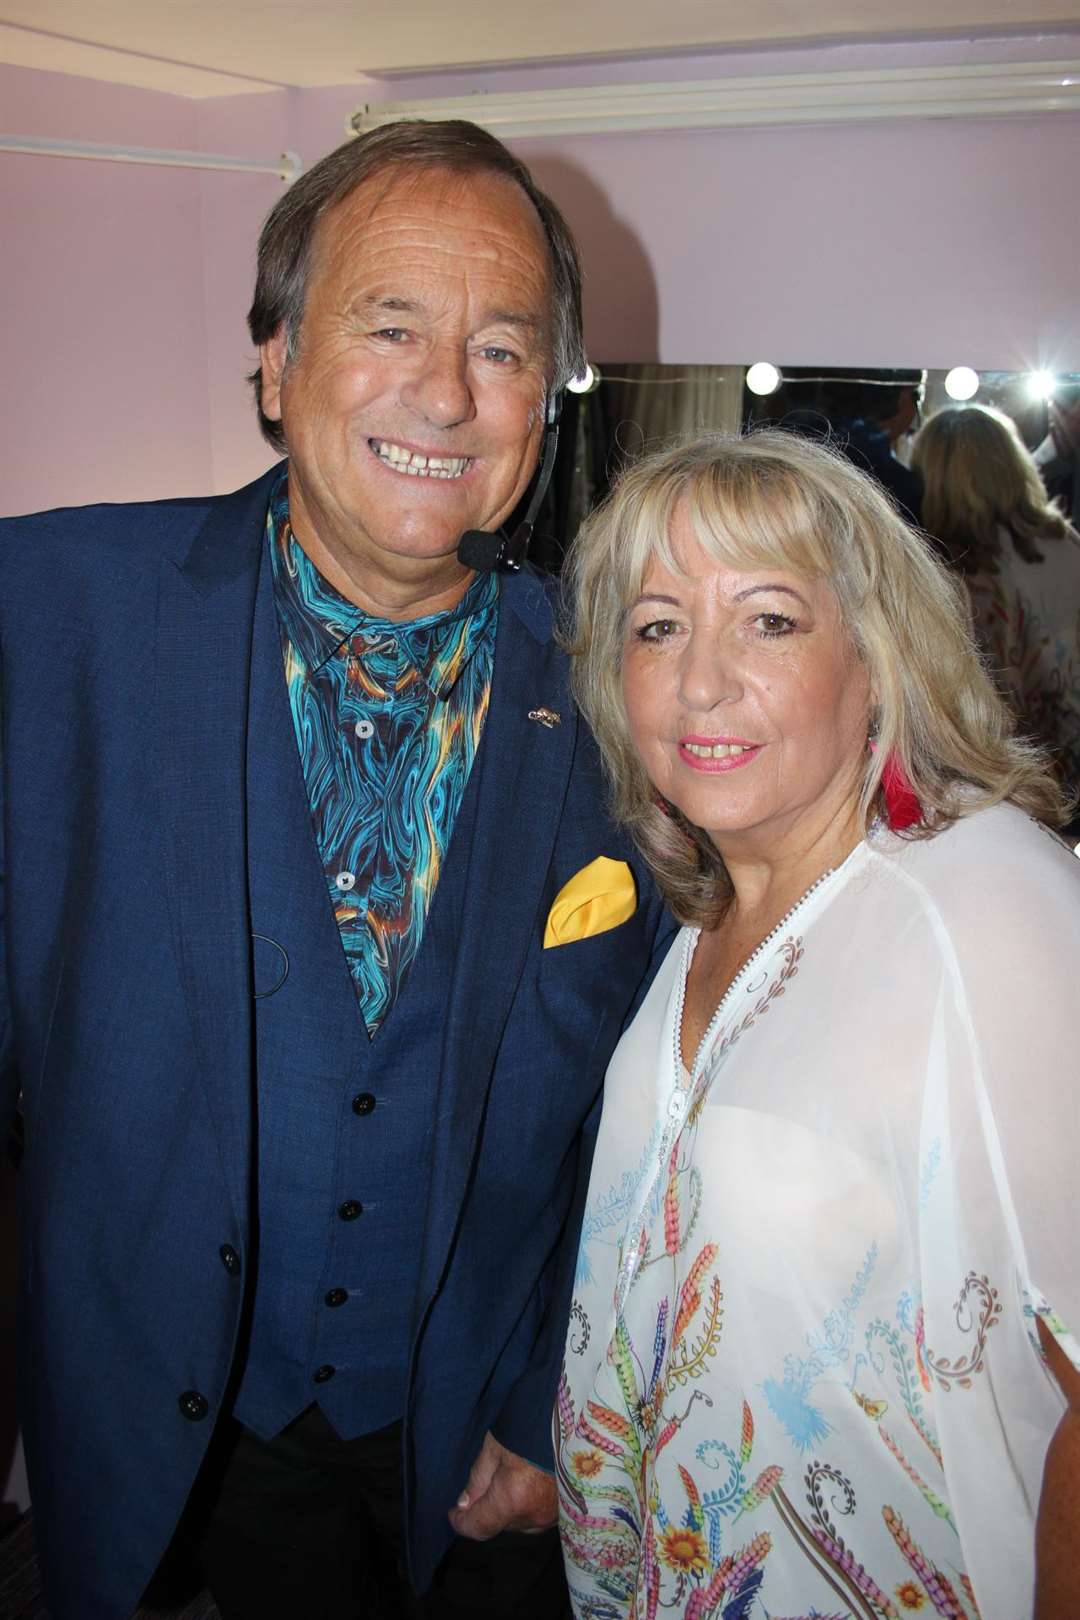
[246,120,585,452]
[565,429,1069,927]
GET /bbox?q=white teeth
[371,440,470,478]
[684,741,755,759]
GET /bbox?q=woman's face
[621,505,873,862]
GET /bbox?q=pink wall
[1,64,215,515]
[527,113,1080,371]
[2,34,1079,517]
[194,90,299,491]
[305,35,1080,375]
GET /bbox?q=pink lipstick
[678,735,761,773]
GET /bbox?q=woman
[556,430,1079,1620]
[912,403,1080,797]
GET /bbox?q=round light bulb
[1026,370,1056,401]
[567,363,596,395]
[745,362,781,396]
[944,366,979,401]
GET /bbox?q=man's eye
[480,346,517,364]
[374,327,408,342]
[753,611,797,638]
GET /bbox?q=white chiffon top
[557,803,1080,1620]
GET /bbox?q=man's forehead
[320,163,547,256]
[305,163,553,343]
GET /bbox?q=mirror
[529,366,1080,572]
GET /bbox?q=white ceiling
[3,0,1080,98]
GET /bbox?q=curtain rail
[0,135,300,180]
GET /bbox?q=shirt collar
[267,468,499,699]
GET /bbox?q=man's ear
[259,328,289,422]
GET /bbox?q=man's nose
[677,629,743,711]
[400,343,475,429]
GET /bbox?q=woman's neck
[715,798,865,931]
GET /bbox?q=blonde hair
[912,403,1070,572]
[565,430,1068,927]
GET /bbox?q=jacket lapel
[418,568,578,1295]
[155,465,282,1228]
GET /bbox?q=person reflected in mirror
[556,429,1079,1620]
[1035,390,1080,523]
[760,366,925,526]
[913,402,1080,812]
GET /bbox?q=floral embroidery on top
[558,914,1001,1619]
[923,1274,1002,1392]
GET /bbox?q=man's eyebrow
[355,295,543,339]
[482,310,544,335]
[357,295,423,318]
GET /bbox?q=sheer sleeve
[921,813,1080,1374]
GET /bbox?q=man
[1035,390,1080,522]
[823,367,925,526]
[773,367,925,526]
[0,121,669,1619]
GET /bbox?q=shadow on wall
[524,155,660,367]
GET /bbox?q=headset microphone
[457,390,563,574]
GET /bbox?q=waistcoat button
[338,1200,363,1221]
[219,1244,241,1276]
[313,1364,336,1384]
[325,1288,348,1307]
[352,1092,376,1116]
[178,1390,209,1421]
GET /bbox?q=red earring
[878,748,922,831]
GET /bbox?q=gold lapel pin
[528,707,561,729]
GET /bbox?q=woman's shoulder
[875,800,1075,882]
[867,803,1080,970]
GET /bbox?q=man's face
[259,166,552,605]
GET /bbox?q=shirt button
[338,1200,363,1221]
[219,1244,241,1277]
[313,1365,336,1384]
[354,719,375,740]
[325,1288,348,1308]
[352,1092,376,1117]
[335,871,356,892]
[178,1390,209,1421]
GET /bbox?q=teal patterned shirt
[267,472,498,1035]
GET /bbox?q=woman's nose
[677,630,744,711]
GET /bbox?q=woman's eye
[753,611,797,638]
[635,619,678,643]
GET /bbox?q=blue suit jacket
[0,466,671,1620]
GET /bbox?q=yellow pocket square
[543,857,637,949]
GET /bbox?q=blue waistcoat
[233,542,477,1440]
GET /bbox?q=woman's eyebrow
[628,591,682,609]
[732,582,811,608]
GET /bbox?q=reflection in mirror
[531,364,1080,574]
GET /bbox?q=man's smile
[369,438,473,479]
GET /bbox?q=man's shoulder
[3,488,206,541]
[0,468,282,606]
[1,468,277,557]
